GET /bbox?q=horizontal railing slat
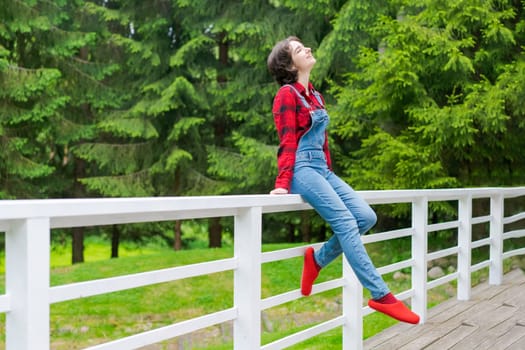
[472,237,491,249]
[261,243,323,264]
[503,229,525,240]
[427,220,459,233]
[503,212,525,225]
[427,247,459,262]
[471,260,491,273]
[376,259,415,275]
[261,316,346,350]
[260,279,346,311]
[503,247,525,260]
[84,308,237,350]
[472,215,491,225]
[427,272,459,290]
[50,258,237,303]
[361,228,414,244]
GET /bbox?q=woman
[267,36,419,324]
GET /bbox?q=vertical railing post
[342,259,363,350]
[457,194,472,300]
[411,197,428,323]
[490,194,504,285]
[6,218,51,350]
[233,207,262,350]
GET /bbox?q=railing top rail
[360,187,525,203]
[0,195,310,228]
[1,187,524,228]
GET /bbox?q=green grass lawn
[0,239,518,349]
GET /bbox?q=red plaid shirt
[272,82,332,191]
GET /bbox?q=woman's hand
[270,188,289,195]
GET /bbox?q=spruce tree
[330,0,525,190]
[0,0,69,198]
[71,1,218,250]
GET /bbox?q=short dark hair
[267,36,301,86]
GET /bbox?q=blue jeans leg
[291,165,390,299]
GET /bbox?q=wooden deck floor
[364,269,525,350]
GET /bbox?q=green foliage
[0,1,73,198]
[2,0,525,238]
[314,0,393,86]
[332,0,525,190]
[346,130,457,190]
[169,35,215,68]
[97,116,159,139]
[79,173,153,197]
[207,132,276,194]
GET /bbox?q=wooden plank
[505,329,525,350]
[423,323,478,350]
[365,269,525,350]
[471,283,508,301]
[449,305,518,349]
[396,324,461,350]
[426,300,477,324]
[477,322,525,350]
[461,301,515,327]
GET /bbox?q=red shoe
[368,299,420,324]
[301,247,320,296]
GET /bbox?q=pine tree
[73,1,213,198]
[330,0,525,190]
[69,1,220,250]
[0,0,154,260]
[0,0,69,198]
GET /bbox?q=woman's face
[289,40,316,73]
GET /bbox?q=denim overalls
[287,85,389,299]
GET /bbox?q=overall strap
[312,91,324,107]
[282,84,324,109]
[282,84,311,109]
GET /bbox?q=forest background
[1,0,525,263]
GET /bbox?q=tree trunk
[111,225,120,258]
[214,32,228,144]
[287,223,295,243]
[72,227,84,264]
[174,220,182,251]
[217,31,228,83]
[71,41,90,263]
[318,224,327,242]
[72,158,86,264]
[301,212,311,242]
[208,217,222,248]
[472,198,490,241]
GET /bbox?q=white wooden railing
[1,188,525,350]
